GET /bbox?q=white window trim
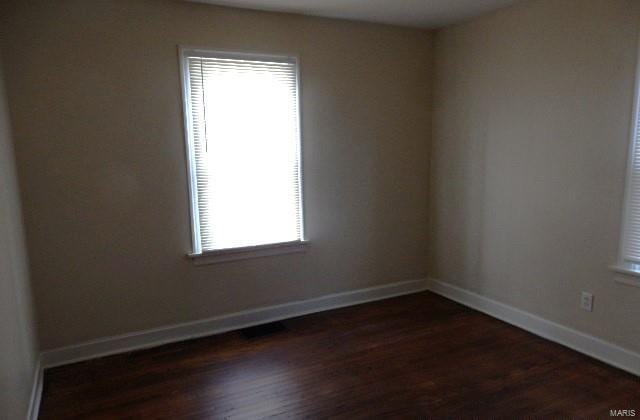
[178,46,307,264]
[611,35,640,286]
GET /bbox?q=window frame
[178,46,307,264]
[612,38,640,286]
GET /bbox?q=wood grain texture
[39,292,640,418]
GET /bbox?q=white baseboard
[27,358,43,420]
[41,278,428,369]
[427,278,640,376]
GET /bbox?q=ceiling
[186,0,525,28]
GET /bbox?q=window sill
[610,262,640,288]
[188,240,308,265]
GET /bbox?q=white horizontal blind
[622,71,640,264]
[182,50,303,253]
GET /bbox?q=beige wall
[6,0,636,366]
[0,0,433,350]
[432,0,640,353]
[0,57,38,419]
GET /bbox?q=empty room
[1,0,639,418]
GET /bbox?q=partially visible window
[615,49,640,277]
[180,48,305,261]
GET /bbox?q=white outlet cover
[581,292,594,312]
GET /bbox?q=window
[614,47,640,280]
[180,48,306,264]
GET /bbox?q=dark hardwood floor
[40,292,640,419]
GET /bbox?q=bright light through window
[181,49,304,254]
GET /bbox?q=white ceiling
[187,0,524,28]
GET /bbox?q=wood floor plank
[39,292,640,419]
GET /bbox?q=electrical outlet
[581,292,594,312]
